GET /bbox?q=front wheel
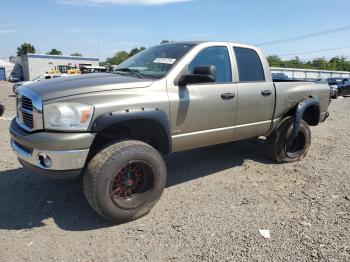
[83,140,167,223]
[267,117,311,163]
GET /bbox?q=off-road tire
[267,117,311,163]
[83,140,167,223]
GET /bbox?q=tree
[47,48,62,55]
[129,47,146,57]
[160,40,171,44]
[106,51,130,65]
[70,52,83,57]
[267,55,350,71]
[16,43,36,56]
[267,55,283,67]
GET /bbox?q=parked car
[80,66,108,74]
[337,79,350,97]
[9,75,23,83]
[0,102,4,116]
[272,73,289,81]
[10,41,330,223]
[325,77,348,98]
[12,73,69,93]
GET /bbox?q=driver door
[168,45,238,152]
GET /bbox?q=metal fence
[270,67,350,80]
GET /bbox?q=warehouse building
[271,67,350,80]
[12,54,99,81]
[0,58,15,81]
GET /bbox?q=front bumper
[10,119,95,178]
[330,88,338,98]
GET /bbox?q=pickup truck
[10,41,330,223]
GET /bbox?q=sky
[1,0,350,61]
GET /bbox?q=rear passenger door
[231,46,275,139]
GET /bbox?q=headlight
[44,102,94,131]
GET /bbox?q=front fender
[90,107,171,152]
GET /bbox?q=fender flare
[90,107,172,152]
[291,97,320,138]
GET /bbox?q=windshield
[116,43,195,78]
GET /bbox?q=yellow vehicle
[67,69,81,75]
[54,65,81,75]
[47,69,61,74]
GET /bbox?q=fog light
[38,153,52,168]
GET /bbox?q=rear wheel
[267,117,311,163]
[83,140,167,223]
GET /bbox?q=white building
[271,67,350,80]
[12,54,99,81]
[0,58,15,81]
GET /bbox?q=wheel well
[88,119,170,160]
[302,105,320,126]
[282,101,320,126]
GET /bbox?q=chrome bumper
[11,139,89,171]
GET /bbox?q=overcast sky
[1,0,350,61]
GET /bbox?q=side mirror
[178,65,216,86]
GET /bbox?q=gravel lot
[0,81,349,261]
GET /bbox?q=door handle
[221,93,236,100]
[261,90,272,96]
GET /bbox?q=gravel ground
[0,81,349,261]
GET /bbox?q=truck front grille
[16,88,43,132]
[21,96,33,111]
[20,96,34,129]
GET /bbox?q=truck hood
[25,73,153,101]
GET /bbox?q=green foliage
[47,48,62,55]
[129,47,146,57]
[16,43,36,56]
[160,40,171,44]
[267,55,350,71]
[70,52,83,57]
[105,46,147,65]
[106,51,130,65]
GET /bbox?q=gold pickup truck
[10,41,330,223]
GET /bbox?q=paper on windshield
[153,58,176,64]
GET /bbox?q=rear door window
[234,47,265,82]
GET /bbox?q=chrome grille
[16,88,43,132]
[21,96,33,111]
[20,96,34,128]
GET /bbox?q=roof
[25,54,99,62]
[0,58,15,67]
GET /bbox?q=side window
[53,75,61,78]
[234,47,265,82]
[45,75,51,80]
[189,46,232,83]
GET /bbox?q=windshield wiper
[114,68,143,79]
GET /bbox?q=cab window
[234,47,265,82]
[189,46,232,83]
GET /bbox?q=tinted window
[117,43,195,79]
[234,47,265,82]
[45,75,51,80]
[189,46,232,83]
[53,75,61,78]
